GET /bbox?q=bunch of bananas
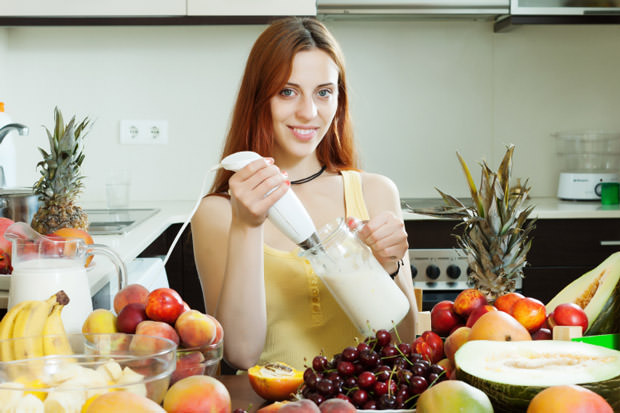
[0,290,72,361]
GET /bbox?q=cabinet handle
[600,240,620,246]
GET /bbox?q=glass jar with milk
[300,218,410,336]
[5,222,126,334]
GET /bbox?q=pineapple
[408,145,536,301]
[31,107,91,234]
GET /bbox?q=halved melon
[546,251,620,335]
[455,340,620,413]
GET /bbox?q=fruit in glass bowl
[0,332,176,409]
[171,331,224,385]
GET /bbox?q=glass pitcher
[5,222,127,334]
[299,218,410,336]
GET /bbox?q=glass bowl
[0,333,176,408]
[172,338,223,385]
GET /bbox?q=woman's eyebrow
[285,82,336,88]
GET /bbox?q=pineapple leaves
[457,152,485,217]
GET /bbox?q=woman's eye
[280,88,296,97]
[317,89,333,98]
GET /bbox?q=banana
[7,393,44,413]
[42,302,73,357]
[0,300,34,361]
[12,294,60,360]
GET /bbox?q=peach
[443,326,471,364]
[257,401,291,413]
[85,390,166,412]
[163,375,232,413]
[171,350,206,385]
[469,311,531,342]
[430,300,461,336]
[279,399,320,413]
[145,287,186,324]
[453,289,487,318]
[114,283,150,315]
[52,227,94,266]
[175,310,217,348]
[82,308,118,340]
[437,358,455,380]
[131,320,180,355]
[512,297,547,332]
[117,302,148,334]
[207,314,224,344]
[466,305,497,328]
[319,398,356,413]
[526,385,613,413]
[493,292,524,314]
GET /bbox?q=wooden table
[216,374,269,412]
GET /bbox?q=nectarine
[131,320,180,355]
[493,292,524,315]
[512,297,547,332]
[163,375,232,413]
[85,390,165,412]
[175,309,217,348]
[114,283,150,315]
[145,287,186,324]
[453,289,487,318]
[526,385,613,413]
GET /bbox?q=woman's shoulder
[193,194,231,226]
[357,171,399,196]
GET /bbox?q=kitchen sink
[85,208,160,235]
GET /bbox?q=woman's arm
[358,173,418,343]
[191,158,288,370]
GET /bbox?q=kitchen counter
[2,196,618,308]
[0,200,196,308]
[402,196,620,220]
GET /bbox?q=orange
[248,362,304,402]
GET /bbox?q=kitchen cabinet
[188,0,316,16]
[0,0,186,16]
[405,217,620,304]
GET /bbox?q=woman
[191,17,417,371]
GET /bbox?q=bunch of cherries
[300,329,446,410]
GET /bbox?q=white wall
[3,20,620,203]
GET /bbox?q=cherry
[309,392,325,406]
[357,371,377,389]
[373,380,389,396]
[397,342,411,357]
[375,329,392,347]
[359,349,380,368]
[381,344,398,359]
[336,393,352,403]
[430,364,446,375]
[342,346,359,362]
[312,355,329,372]
[303,368,315,382]
[357,342,371,353]
[343,375,357,390]
[337,360,355,376]
[375,365,392,382]
[362,400,377,410]
[409,375,429,395]
[352,389,368,407]
[316,378,335,396]
[377,394,397,410]
[397,368,413,384]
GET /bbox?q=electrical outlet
[120,120,168,144]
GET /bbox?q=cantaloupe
[546,252,620,335]
[454,340,620,413]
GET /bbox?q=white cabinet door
[187,0,316,16]
[0,0,186,16]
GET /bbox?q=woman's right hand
[228,157,290,227]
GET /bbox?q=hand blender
[219,151,321,250]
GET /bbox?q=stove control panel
[408,248,471,290]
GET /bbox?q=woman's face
[270,49,339,160]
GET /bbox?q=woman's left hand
[355,211,408,273]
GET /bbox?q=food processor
[552,131,620,200]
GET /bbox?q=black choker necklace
[290,165,327,185]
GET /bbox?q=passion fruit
[248,362,304,402]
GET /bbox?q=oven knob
[426,264,440,280]
[446,264,461,279]
[410,265,418,279]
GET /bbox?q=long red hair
[209,17,357,195]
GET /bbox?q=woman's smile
[289,126,319,141]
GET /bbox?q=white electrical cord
[162,163,221,265]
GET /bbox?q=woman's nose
[296,95,317,120]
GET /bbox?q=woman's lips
[290,126,318,141]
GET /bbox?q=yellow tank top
[259,171,369,370]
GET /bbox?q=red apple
[430,300,461,336]
[493,292,525,315]
[512,297,547,332]
[0,217,15,255]
[466,304,498,328]
[453,289,487,318]
[146,288,186,325]
[116,302,148,334]
[551,303,589,334]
